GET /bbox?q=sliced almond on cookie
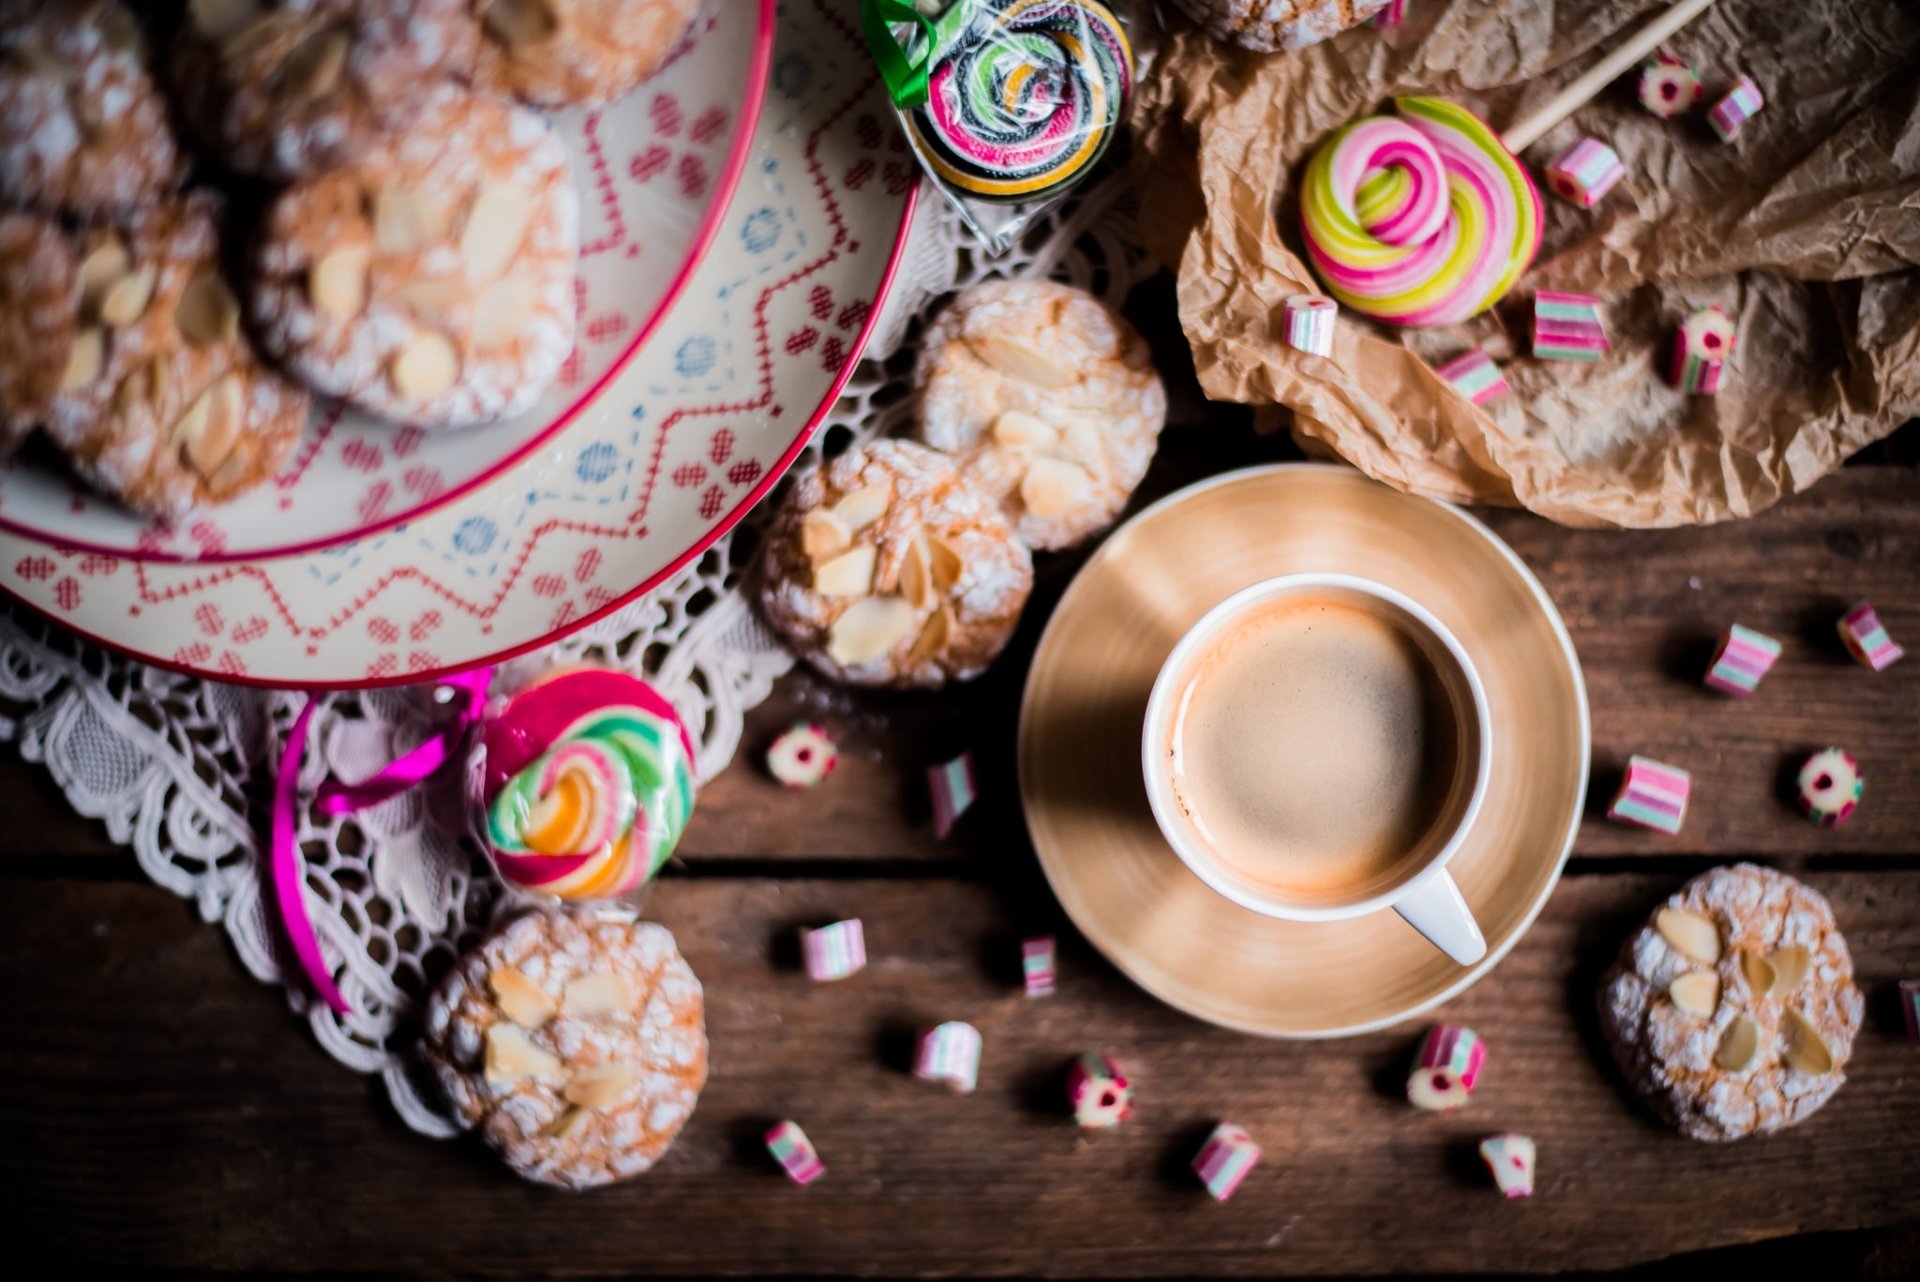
[562,971,635,1020]
[800,509,851,563]
[483,1021,561,1084]
[900,535,934,610]
[826,595,916,667]
[563,1062,637,1112]
[176,269,241,347]
[1713,1014,1760,1072]
[814,545,876,599]
[77,238,129,314]
[967,335,1076,388]
[280,27,349,102]
[461,183,535,282]
[1020,457,1092,519]
[1768,945,1810,993]
[544,1105,591,1139]
[1740,951,1778,997]
[390,331,459,401]
[831,483,890,533]
[374,188,450,256]
[473,276,537,349]
[309,245,371,320]
[1782,1010,1835,1074]
[62,328,104,390]
[1655,907,1721,965]
[1668,971,1720,1018]
[113,361,155,418]
[189,0,260,39]
[488,966,556,1029]
[925,535,964,591]
[99,263,157,328]
[991,409,1057,451]
[909,605,952,660]
[176,375,244,479]
[484,0,560,47]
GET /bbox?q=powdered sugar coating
[419,907,708,1190]
[173,0,479,180]
[0,1,184,215]
[914,279,1166,551]
[0,211,77,451]
[251,83,578,429]
[473,0,703,108]
[1170,0,1391,52]
[1599,864,1863,1142]
[759,439,1034,688]
[44,195,308,518]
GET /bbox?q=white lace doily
[0,168,1153,1138]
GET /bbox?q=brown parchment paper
[1133,0,1920,526]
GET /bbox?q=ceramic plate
[0,0,918,686]
[1018,465,1590,1037]
[0,0,776,563]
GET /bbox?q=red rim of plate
[4,182,923,691]
[0,0,779,565]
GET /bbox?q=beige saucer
[1018,465,1589,1037]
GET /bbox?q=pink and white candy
[1283,295,1337,357]
[1531,291,1609,360]
[1838,601,1904,671]
[1670,305,1735,394]
[1022,935,1056,997]
[914,1021,982,1094]
[1437,347,1509,405]
[1703,623,1782,696]
[1545,138,1625,208]
[1708,74,1764,141]
[1796,748,1862,828]
[1900,979,1920,1044]
[765,1121,826,1185]
[1479,1133,1536,1198]
[929,753,977,839]
[1608,755,1690,835]
[1192,1122,1261,1202]
[802,918,866,982]
[1637,53,1700,119]
[1407,1024,1487,1111]
[1067,1052,1133,1128]
[767,722,838,787]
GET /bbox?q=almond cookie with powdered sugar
[45,195,308,518]
[1169,0,1392,52]
[251,83,578,429]
[471,0,703,108]
[0,211,79,454]
[419,908,709,1191]
[1599,863,1863,1142]
[760,439,1034,689]
[174,0,480,180]
[914,280,1166,551]
[0,1,184,216]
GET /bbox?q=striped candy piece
[1021,935,1056,997]
[1545,138,1625,208]
[1608,756,1690,834]
[1407,1024,1487,1112]
[1708,74,1764,141]
[1436,347,1510,405]
[1067,1052,1133,1128]
[1192,1122,1261,1202]
[1637,53,1700,119]
[1371,0,1407,28]
[1669,305,1735,394]
[1838,601,1904,671]
[801,918,866,982]
[1282,295,1336,357]
[1479,1133,1535,1198]
[765,1121,826,1185]
[929,753,977,838]
[1531,291,1609,360]
[914,1021,982,1094]
[1900,980,1920,1044]
[1796,748,1862,828]
[1703,623,1782,696]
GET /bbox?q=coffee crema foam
[1162,595,1464,905]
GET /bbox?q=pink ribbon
[269,669,494,1015]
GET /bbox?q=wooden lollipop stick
[1500,0,1723,152]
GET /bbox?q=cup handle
[1394,871,1487,965]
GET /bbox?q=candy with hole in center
[1607,756,1689,835]
[1407,1024,1487,1111]
[914,1021,982,1094]
[929,752,978,838]
[1283,295,1336,357]
[765,1120,826,1185]
[1192,1122,1261,1202]
[1067,1052,1133,1128]
[1837,601,1904,671]
[1708,75,1764,141]
[1637,54,1700,119]
[1796,748,1862,828]
[1479,1133,1535,1197]
[801,919,867,982]
[767,721,838,787]
[1545,138,1625,208]
[1531,291,1609,361]
[1703,623,1782,696]
[1669,306,1735,394]
[1436,347,1510,405]
[1022,935,1056,997]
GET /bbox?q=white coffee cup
[1141,573,1490,965]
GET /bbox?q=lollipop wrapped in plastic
[480,666,697,901]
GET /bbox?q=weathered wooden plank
[3,871,1916,1276]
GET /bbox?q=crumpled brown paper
[1133,0,1920,526]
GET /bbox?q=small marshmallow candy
[1708,75,1764,141]
[1796,748,1862,828]
[1703,623,1782,697]
[1479,1133,1536,1198]
[1407,1024,1487,1112]
[1022,935,1056,997]
[1192,1122,1261,1202]
[1545,138,1626,208]
[767,721,838,787]
[1436,347,1509,405]
[1282,295,1336,357]
[929,753,977,838]
[1637,54,1701,119]
[1669,306,1735,394]
[1531,292,1609,361]
[914,1021,982,1094]
[1067,1052,1133,1128]
[765,1121,826,1185]
[1608,756,1690,835]
[1838,601,1904,671]
[801,918,867,981]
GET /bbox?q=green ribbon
[860,0,939,109]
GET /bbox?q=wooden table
[4,276,1918,1279]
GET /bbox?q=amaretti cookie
[250,83,578,429]
[420,908,709,1190]
[1599,863,1863,1142]
[914,279,1165,551]
[44,195,308,517]
[0,0,184,216]
[472,0,703,108]
[759,439,1034,689]
[174,0,479,180]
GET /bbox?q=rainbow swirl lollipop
[1300,98,1543,328]
[481,667,696,901]
[904,0,1133,204]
